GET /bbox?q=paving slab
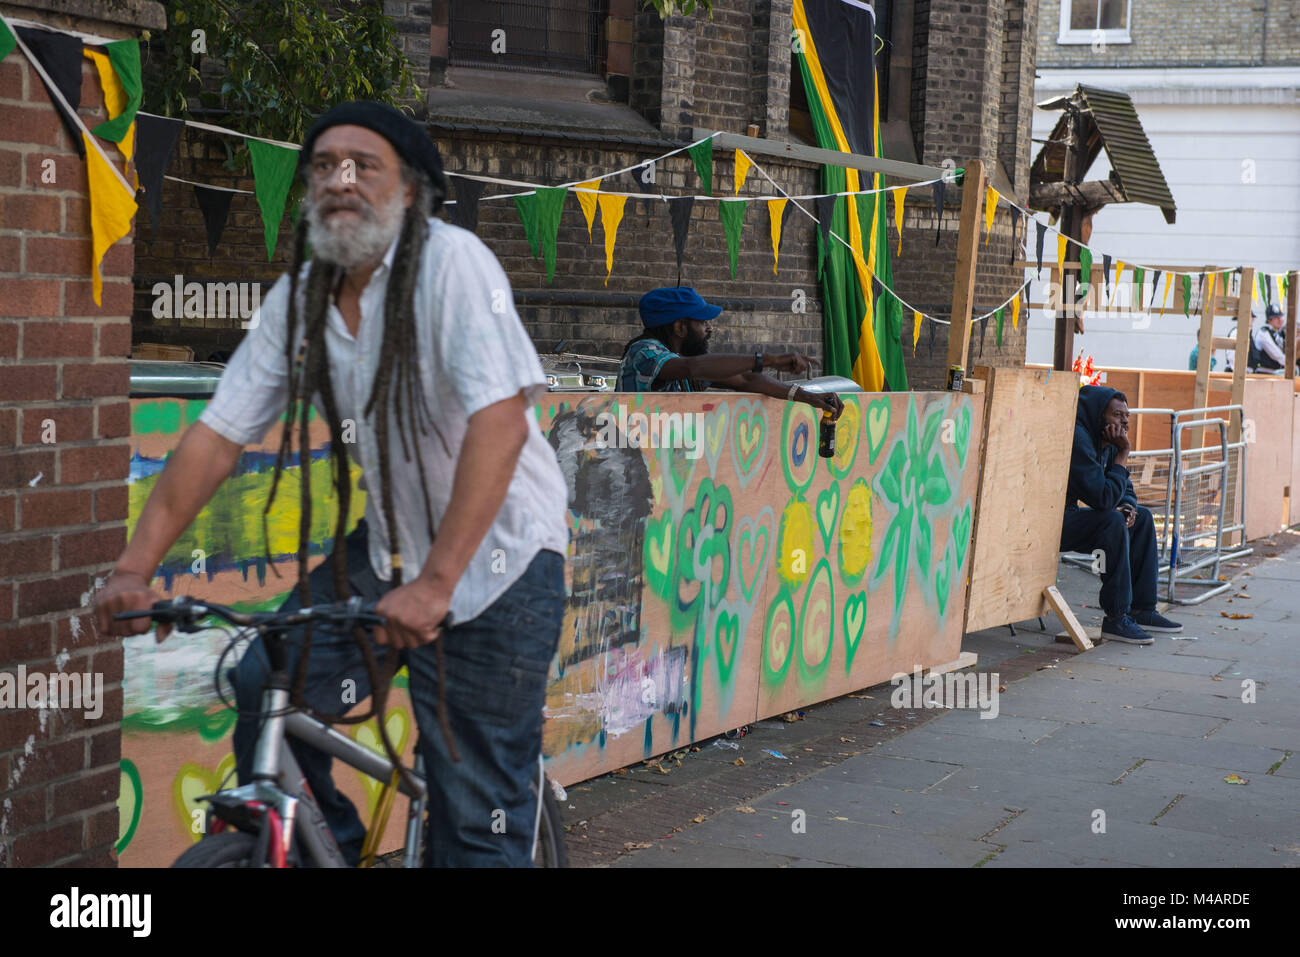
[1038,723,1286,773]
[611,841,805,868]
[980,843,1148,868]
[1153,793,1300,846]
[989,806,1295,867]
[1120,758,1300,809]
[875,728,1143,783]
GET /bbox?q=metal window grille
[449,1,609,77]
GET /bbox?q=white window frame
[1057,0,1132,45]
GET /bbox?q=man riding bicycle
[95,101,569,867]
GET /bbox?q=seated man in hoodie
[1061,386,1182,644]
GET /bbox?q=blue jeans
[231,519,566,867]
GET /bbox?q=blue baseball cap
[638,287,722,328]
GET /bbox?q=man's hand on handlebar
[375,578,449,649]
[95,571,170,642]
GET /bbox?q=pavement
[559,530,1300,868]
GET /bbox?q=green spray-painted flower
[871,398,952,636]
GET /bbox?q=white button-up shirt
[199,217,569,623]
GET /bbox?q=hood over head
[1076,385,1127,440]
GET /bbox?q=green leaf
[873,516,902,584]
[923,454,952,506]
[915,513,932,576]
[879,441,906,502]
[920,408,942,454]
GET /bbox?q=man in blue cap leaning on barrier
[619,286,844,419]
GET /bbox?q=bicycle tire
[533,777,569,869]
[171,831,262,868]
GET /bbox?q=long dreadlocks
[262,162,459,771]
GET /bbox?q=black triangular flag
[17,28,85,158]
[1008,206,1021,262]
[1035,221,1047,278]
[814,194,837,277]
[1148,270,1161,313]
[1102,253,1112,302]
[977,315,987,356]
[135,113,183,230]
[932,180,946,246]
[193,184,234,259]
[667,196,694,283]
[449,175,484,233]
[927,318,936,359]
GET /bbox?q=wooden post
[1043,585,1092,651]
[1287,269,1298,378]
[1229,268,1255,446]
[945,159,985,373]
[1192,267,1218,412]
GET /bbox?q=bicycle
[115,595,569,868]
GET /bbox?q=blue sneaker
[1100,615,1154,645]
[1133,608,1183,633]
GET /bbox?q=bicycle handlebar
[113,595,385,633]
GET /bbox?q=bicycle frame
[208,676,429,868]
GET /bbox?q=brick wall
[1038,0,1300,69]
[0,0,164,868]
[134,0,1043,386]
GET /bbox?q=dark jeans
[231,519,566,867]
[1060,505,1158,620]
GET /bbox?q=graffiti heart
[703,401,729,477]
[173,754,236,844]
[865,399,891,464]
[351,707,412,816]
[733,506,773,603]
[816,482,840,551]
[797,560,835,682]
[842,590,867,670]
[731,399,768,489]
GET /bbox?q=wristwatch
[753,352,763,373]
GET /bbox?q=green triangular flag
[533,185,567,284]
[0,16,16,63]
[719,199,747,279]
[247,139,298,261]
[1182,274,1193,316]
[688,139,713,197]
[514,192,541,259]
[994,306,1004,350]
[1078,246,1092,300]
[1282,274,1290,300]
[1258,272,1268,308]
[91,39,142,143]
[1133,267,1144,310]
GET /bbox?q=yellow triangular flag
[912,310,922,356]
[1056,233,1068,281]
[733,149,752,195]
[83,130,137,306]
[1110,261,1125,308]
[767,198,787,275]
[894,186,907,256]
[984,186,998,244]
[1204,272,1217,314]
[84,48,133,163]
[1011,290,1021,331]
[574,179,600,241]
[598,193,627,287]
[1163,272,1175,313]
[1252,273,1260,303]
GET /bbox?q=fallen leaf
[736,806,756,814]
[781,712,804,722]
[623,842,653,850]
[1118,667,1127,671]
[733,757,746,766]
[1221,612,1253,619]
[691,815,707,824]
[1224,774,1249,785]
[1212,676,1223,681]
[839,736,856,743]
[891,809,902,815]
[834,816,849,821]
[998,685,1006,693]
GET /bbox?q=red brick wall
[0,19,140,867]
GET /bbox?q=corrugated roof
[1030,85,1176,224]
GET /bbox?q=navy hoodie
[1065,385,1137,512]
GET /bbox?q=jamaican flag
[793,0,906,391]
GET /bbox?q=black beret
[299,100,447,214]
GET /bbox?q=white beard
[305,188,407,270]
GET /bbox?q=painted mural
[536,392,982,785]
[119,388,982,863]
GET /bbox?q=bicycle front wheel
[172,831,261,868]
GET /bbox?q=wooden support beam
[1229,267,1255,446]
[945,159,985,373]
[1287,270,1298,377]
[1192,267,1220,411]
[1043,585,1092,651]
[692,128,946,182]
[1029,179,1124,211]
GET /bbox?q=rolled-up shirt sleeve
[198,273,293,446]
[429,233,548,416]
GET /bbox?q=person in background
[619,286,843,419]
[1187,342,1216,372]
[1249,305,1289,373]
[1060,386,1182,644]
